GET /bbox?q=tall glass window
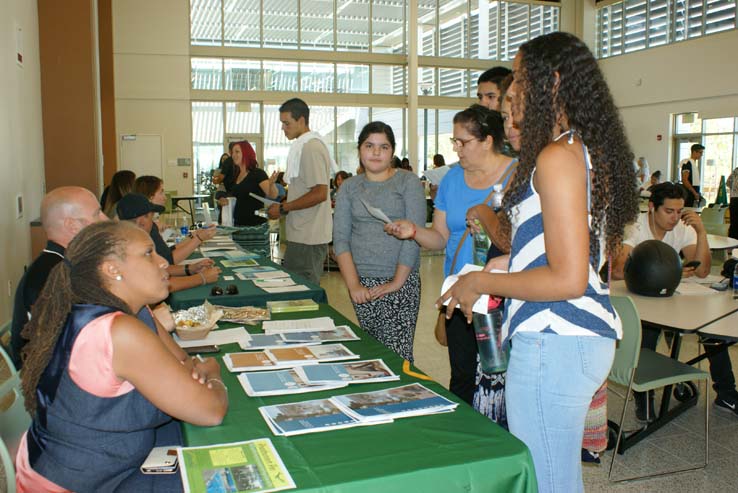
[597,0,737,58]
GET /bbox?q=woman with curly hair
[439,32,638,491]
[16,221,228,492]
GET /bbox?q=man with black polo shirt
[680,143,705,207]
[10,187,107,368]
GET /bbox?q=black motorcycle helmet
[624,240,682,297]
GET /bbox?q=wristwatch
[279,203,288,215]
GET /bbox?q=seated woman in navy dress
[16,221,228,493]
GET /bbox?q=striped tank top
[502,131,622,343]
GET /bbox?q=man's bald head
[41,186,108,247]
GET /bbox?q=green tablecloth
[167,255,327,310]
[182,305,537,493]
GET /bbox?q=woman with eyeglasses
[385,105,516,405]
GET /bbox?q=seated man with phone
[613,182,738,420]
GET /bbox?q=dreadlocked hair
[21,221,137,414]
[501,32,639,264]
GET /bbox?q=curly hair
[21,221,137,414]
[501,32,638,263]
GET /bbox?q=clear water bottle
[472,221,491,266]
[733,263,738,299]
[472,296,509,373]
[490,183,504,212]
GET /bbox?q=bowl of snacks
[173,301,223,341]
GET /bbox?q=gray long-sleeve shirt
[332,169,427,278]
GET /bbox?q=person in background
[16,221,227,492]
[134,175,217,263]
[429,154,446,201]
[331,170,351,204]
[275,171,287,201]
[11,187,108,369]
[476,66,512,111]
[726,167,738,240]
[267,98,333,285]
[648,170,662,191]
[102,170,136,218]
[612,183,738,420]
[400,157,412,171]
[391,156,402,169]
[681,143,705,207]
[438,33,638,491]
[385,105,516,405]
[636,157,650,189]
[218,140,278,226]
[333,122,426,361]
[117,194,221,292]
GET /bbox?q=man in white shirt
[613,182,738,420]
[267,98,332,284]
[680,143,705,207]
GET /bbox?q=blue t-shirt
[434,164,503,276]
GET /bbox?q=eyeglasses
[450,137,478,148]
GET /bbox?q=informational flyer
[178,438,295,493]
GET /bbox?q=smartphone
[684,260,701,269]
[140,447,178,474]
[184,344,220,355]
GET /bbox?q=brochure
[294,359,399,385]
[249,192,280,207]
[280,325,359,343]
[238,334,319,351]
[175,327,251,349]
[261,285,309,294]
[332,383,458,422]
[259,399,386,436]
[177,438,295,493]
[221,259,260,268]
[253,271,292,280]
[266,299,319,313]
[234,266,278,274]
[252,278,296,288]
[224,344,358,372]
[224,352,283,372]
[359,198,392,224]
[262,317,335,334]
[238,326,358,350]
[268,344,359,365]
[237,369,345,397]
[223,250,261,260]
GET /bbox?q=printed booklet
[237,359,397,397]
[262,317,335,334]
[259,384,457,436]
[238,326,359,350]
[237,369,346,397]
[177,438,295,493]
[223,344,359,372]
[266,299,319,313]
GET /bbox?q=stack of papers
[223,249,260,260]
[174,327,251,348]
[223,343,359,372]
[259,384,457,436]
[221,258,260,268]
[237,359,398,397]
[262,317,336,334]
[238,326,360,350]
[253,277,296,289]
[177,438,295,493]
[267,299,319,313]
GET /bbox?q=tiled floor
[319,253,738,492]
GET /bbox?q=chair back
[700,205,727,224]
[0,436,16,493]
[609,296,643,386]
[0,345,31,466]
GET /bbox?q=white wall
[113,0,193,194]
[599,31,738,181]
[0,1,46,324]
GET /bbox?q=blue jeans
[506,332,615,493]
